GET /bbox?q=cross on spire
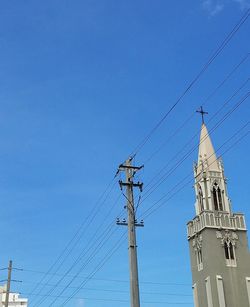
[196,106,208,124]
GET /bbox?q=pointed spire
[197,123,220,173]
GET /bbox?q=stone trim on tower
[205,276,213,307]
[216,275,226,307]
[187,211,246,238]
[192,283,199,307]
[246,277,250,305]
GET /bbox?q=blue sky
[0,1,250,306]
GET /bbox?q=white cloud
[76,299,85,307]
[202,0,250,16]
[233,0,250,10]
[202,0,224,16]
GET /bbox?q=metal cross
[196,106,208,124]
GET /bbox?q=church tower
[187,121,250,307]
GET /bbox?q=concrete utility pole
[117,158,144,307]
[4,260,12,307]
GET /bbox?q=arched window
[224,240,236,266]
[198,184,204,212]
[213,182,223,211]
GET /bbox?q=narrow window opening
[198,250,202,264]
[197,249,203,271]
[229,242,234,260]
[224,240,236,266]
[213,183,223,211]
[218,186,223,210]
[198,184,204,212]
[224,242,229,259]
[213,187,218,210]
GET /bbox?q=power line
[48,123,249,306]
[35,90,248,306]
[206,78,250,124]
[143,53,250,165]
[142,115,249,217]
[140,78,249,202]
[26,122,248,306]
[28,177,117,301]
[202,53,250,105]
[57,94,249,305]
[22,47,249,306]
[129,9,250,158]
[30,14,250,304]
[55,232,127,306]
[141,90,250,202]
[32,190,126,305]
[3,10,249,307]
[30,190,123,306]
[144,79,249,192]
[21,292,193,305]
[17,269,190,286]
[33,218,122,306]
[143,112,196,165]
[141,123,250,220]
[18,281,192,296]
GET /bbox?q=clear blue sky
[0,1,249,306]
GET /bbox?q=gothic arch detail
[216,230,238,267]
[212,181,223,211]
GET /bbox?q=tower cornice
[187,211,247,240]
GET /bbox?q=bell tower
[187,116,250,307]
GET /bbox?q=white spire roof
[197,123,220,173]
